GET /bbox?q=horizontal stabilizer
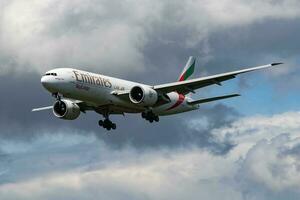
[187,94,240,105]
[32,106,53,112]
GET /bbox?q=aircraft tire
[142,112,146,118]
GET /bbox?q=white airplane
[32,57,282,130]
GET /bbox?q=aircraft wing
[32,106,53,112]
[31,99,92,113]
[153,63,282,94]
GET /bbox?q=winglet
[271,62,283,66]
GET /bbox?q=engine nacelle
[53,99,80,120]
[129,85,158,106]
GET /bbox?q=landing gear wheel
[112,123,116,130]
[99,118,117,131]
[142,111,159,123]
[103,119,110,127]
[98,120,104,127]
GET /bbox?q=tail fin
[178,56,196,82]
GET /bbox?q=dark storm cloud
[0,133,106,184]
[204,19,300,91]
[204,18,300,71]
[99,103,239,154]
[140,17,300,85]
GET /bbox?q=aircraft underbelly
[59,79,197,116]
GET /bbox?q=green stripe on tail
[178,56,196,81]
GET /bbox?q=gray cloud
[0,111,300,200]
[236,134,300,200]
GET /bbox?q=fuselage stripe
[166,93,185,111]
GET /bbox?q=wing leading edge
[32,106,53,112]
[154,63,283,94]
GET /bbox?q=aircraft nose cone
[41,76,48,87]
[41,76,54,90]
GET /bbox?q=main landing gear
[98,112,116,131]
[98,119,116,131]
[141,111,159,123]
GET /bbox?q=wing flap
[187,94,240,105]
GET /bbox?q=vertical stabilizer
[178,56,196,82]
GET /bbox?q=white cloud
[238,135,300,192]
[0,0,153,75]
[1,0,300,75]
[186,0,300,27]
[1,111,300,199]
[0,144,242,200]
[211,111,300,146]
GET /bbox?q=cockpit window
[44,73,57,76]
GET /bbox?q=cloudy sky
[0,0,300,199]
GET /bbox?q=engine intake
[129,86,158,106]
[53,99,80,120]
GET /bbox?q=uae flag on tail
[178,56,196,81]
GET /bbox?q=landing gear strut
[98,112,116,131]
[52,92,61,100]
[52,92,65,112]
[142,111,159,123]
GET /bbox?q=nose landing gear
[142,111,159,123]
[52,92,61,100]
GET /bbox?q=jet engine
[53,99,80,120]
[129,86,158,106]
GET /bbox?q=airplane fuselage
[41,68,198,116]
